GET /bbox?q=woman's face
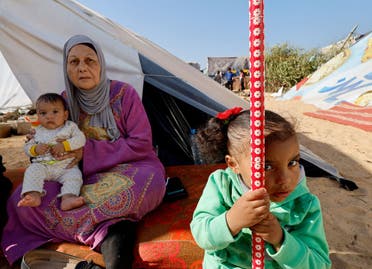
[66,44,101,90]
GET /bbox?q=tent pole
[249,0,265,268]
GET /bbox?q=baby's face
[37,101,68,130]
[264,135,300,202]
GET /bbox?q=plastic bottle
[190,129,202,164]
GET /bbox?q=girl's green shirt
[190,167,331,269]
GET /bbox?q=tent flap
[140,55,226,116]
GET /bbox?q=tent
[0,0,248,166]
[280,32,372,132]
[281,32,372,109]
[207,56,249,76]
[0,50,31,112]
[0,0,247,112]
[0,0,357,189]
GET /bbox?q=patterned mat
[304,102,372,132]
[2,164,226,269]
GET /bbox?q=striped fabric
[304,102,372,132]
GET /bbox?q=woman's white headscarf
[63,34,120,141]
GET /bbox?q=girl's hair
[36,93,67,110]
[195,110,296,164]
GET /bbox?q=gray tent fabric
[299,145,358,191]
[139,55,226,116]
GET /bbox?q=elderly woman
[1,35,166,269]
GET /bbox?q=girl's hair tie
[216,107,243,124]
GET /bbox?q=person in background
[1,35,166,269]
[224,67,234,90]
[214,70,222,84]
[17,93,86,211]
[190,107,331,269]
[239,69,246,91]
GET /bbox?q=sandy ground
[265,94,372,269]
[0,95,371,268]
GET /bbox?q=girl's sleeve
[190,172,238,251]
[267,196,332,269]
[82,86,154,176]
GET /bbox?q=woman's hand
[50,143,65,156]
[35,143,49,155]
[226,188,270,236]
[55,147,83,169]
[25,128,36,142]
[250,213,284,252]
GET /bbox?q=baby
[17,93,86,211]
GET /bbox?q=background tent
[0,0,248,166]
[281,32,372,109]
[281,32,372,132]
[0,50,31,112]
[207,56,249,76]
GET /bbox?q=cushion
[2,164,226,268]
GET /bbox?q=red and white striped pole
[249,0,265,268]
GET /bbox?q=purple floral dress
[1,81,166,264]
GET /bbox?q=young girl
[190,108,331,269]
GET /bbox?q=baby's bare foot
[61,195,85,211]
[17,192,42,207]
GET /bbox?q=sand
[0,95,371,268]
[264,95,372,269]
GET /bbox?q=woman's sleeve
[190,172,237,251]
[267,196,332,269]
[82,85,154,176]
